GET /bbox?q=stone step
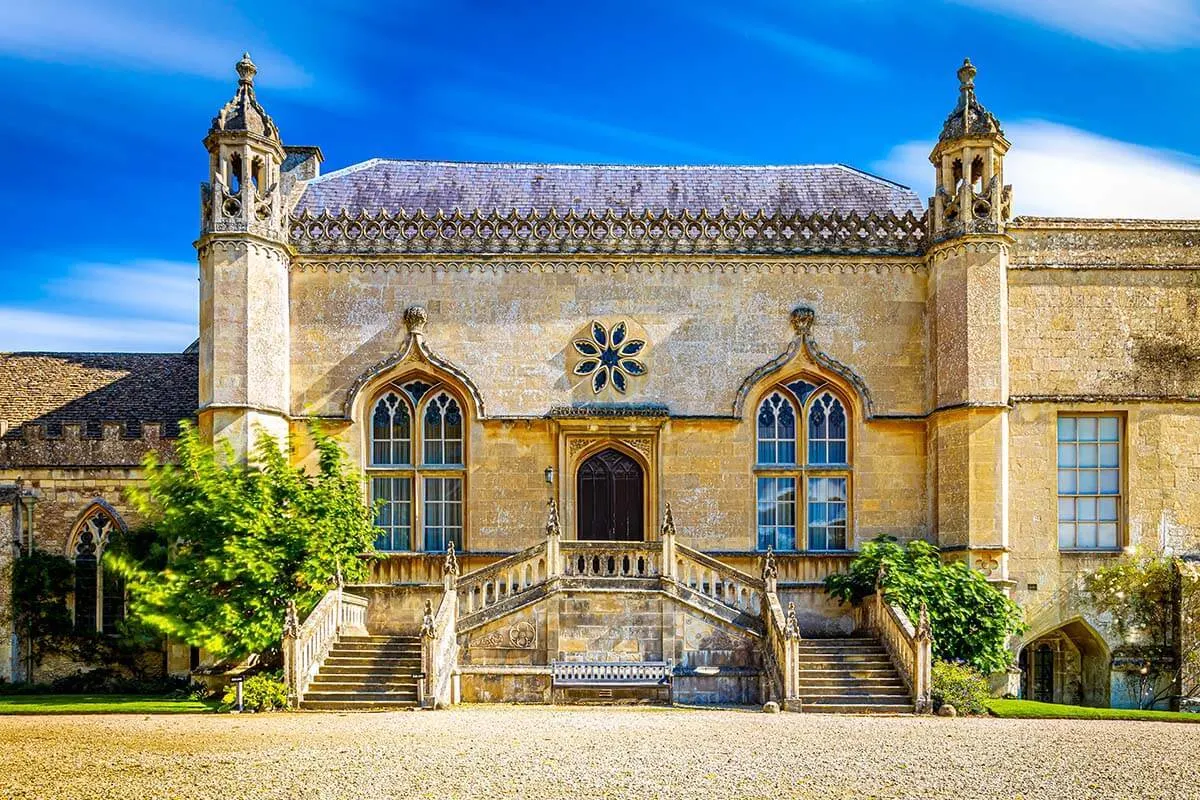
[800,686,911,698]
[326,657,424,671]
[304,691,420,703]
[797,677,908,689]
[300,700,418,711]
[339,636,422,643]
[796,668,900,679]
[326,652,422,662]
[803,701,912,715]
[321,665,421,675]
[332,642,424,653]
[309,678,420,691]
[796,657,892,671]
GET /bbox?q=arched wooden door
[577,449,644,541]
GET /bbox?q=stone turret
[925,59,1013,590]
[196,54,292,458]
[929,59,1012,241]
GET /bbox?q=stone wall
[288,258,929,419]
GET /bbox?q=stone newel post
[545,497,561,577]
[282,600,300,708]
[660,503,677,580]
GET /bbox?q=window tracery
[367,380,466,553]
[71,505,125,634]
[754,383,851,552]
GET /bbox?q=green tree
[1084,546,1198,709]
[107,422,378,662]
[824,536,1026,674]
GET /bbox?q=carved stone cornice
[196,235,292,262]
[287,208,928,257]
[927,237,1010,265]
[290,258,927,275]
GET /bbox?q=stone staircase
[795,637,913,714]
[300,635,422,711]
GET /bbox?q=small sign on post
[231,675,245,713]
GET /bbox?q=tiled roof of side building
[0,353,198,433]
[293,160,924,217]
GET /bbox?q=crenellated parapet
[288,207,929,256]
[0,420,181,468]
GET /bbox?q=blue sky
[3,0,1200,352]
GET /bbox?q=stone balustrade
[855,590,933,713]
[456,543,549,615]
[282,585,369,707]
[674,543,764,614]
[559,541,661,579]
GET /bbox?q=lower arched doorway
[577,448,644,541]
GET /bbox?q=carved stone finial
[875,561,889,593]
[957,57,976,92]
[784,601,801,639]
[443,540,459,577]
[916,601,932,641]
[545,497,561,538]
[761,545,778,583]
[283,600,299,639]
[660,502,677,539]
[404,305,428,338]
[236,52,257,85]
[335,561,344,590]
[790,306,815,338]
[419,599,435,638]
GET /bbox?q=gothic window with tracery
[754,384,851,552]
[71,506,125,634]
[367,381,466,553]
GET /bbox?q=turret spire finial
[957,57,976,94]
[236,52,257,86]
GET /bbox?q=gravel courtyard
[0,706,1193,800]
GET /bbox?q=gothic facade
[1,56,1197,709]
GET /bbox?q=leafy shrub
[824,536,1026,674]
[931,661,990,715]
[48,669,194,696]
[222,673,288,712]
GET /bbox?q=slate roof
[0,353,197,432]
[293,160,923,217]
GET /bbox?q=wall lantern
[544,467,555,485]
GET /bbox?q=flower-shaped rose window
[572,320,647,394]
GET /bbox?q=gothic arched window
[71,505,126,634]
[754,383,852,552]
[367,380,466,553]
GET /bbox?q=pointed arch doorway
[577,448,644,541]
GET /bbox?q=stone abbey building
[1,56,1197,710]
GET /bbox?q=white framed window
[753,383,852,552]
[1057,414,1121,550]
[367,381,467,552]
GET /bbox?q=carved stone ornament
[282,600,300,639]
[761,546,778,583]
[784,602,801,640]
[546,497,561,538]
[443,540,459,577]
[790,306,815,338]
[660,502,677,539]
[471,622,536,650]
[404,305,428,337]
[916,601,932,642]
[419,599,435,639]
[288,208,928,257]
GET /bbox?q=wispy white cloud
[876,120,1200,218]
[951,0,1200,49]
[700,13,880,78]
[0,0,311,87]
[0,259,197,352]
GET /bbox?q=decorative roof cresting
[938,58,1003,142]
[208,52,280,141]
